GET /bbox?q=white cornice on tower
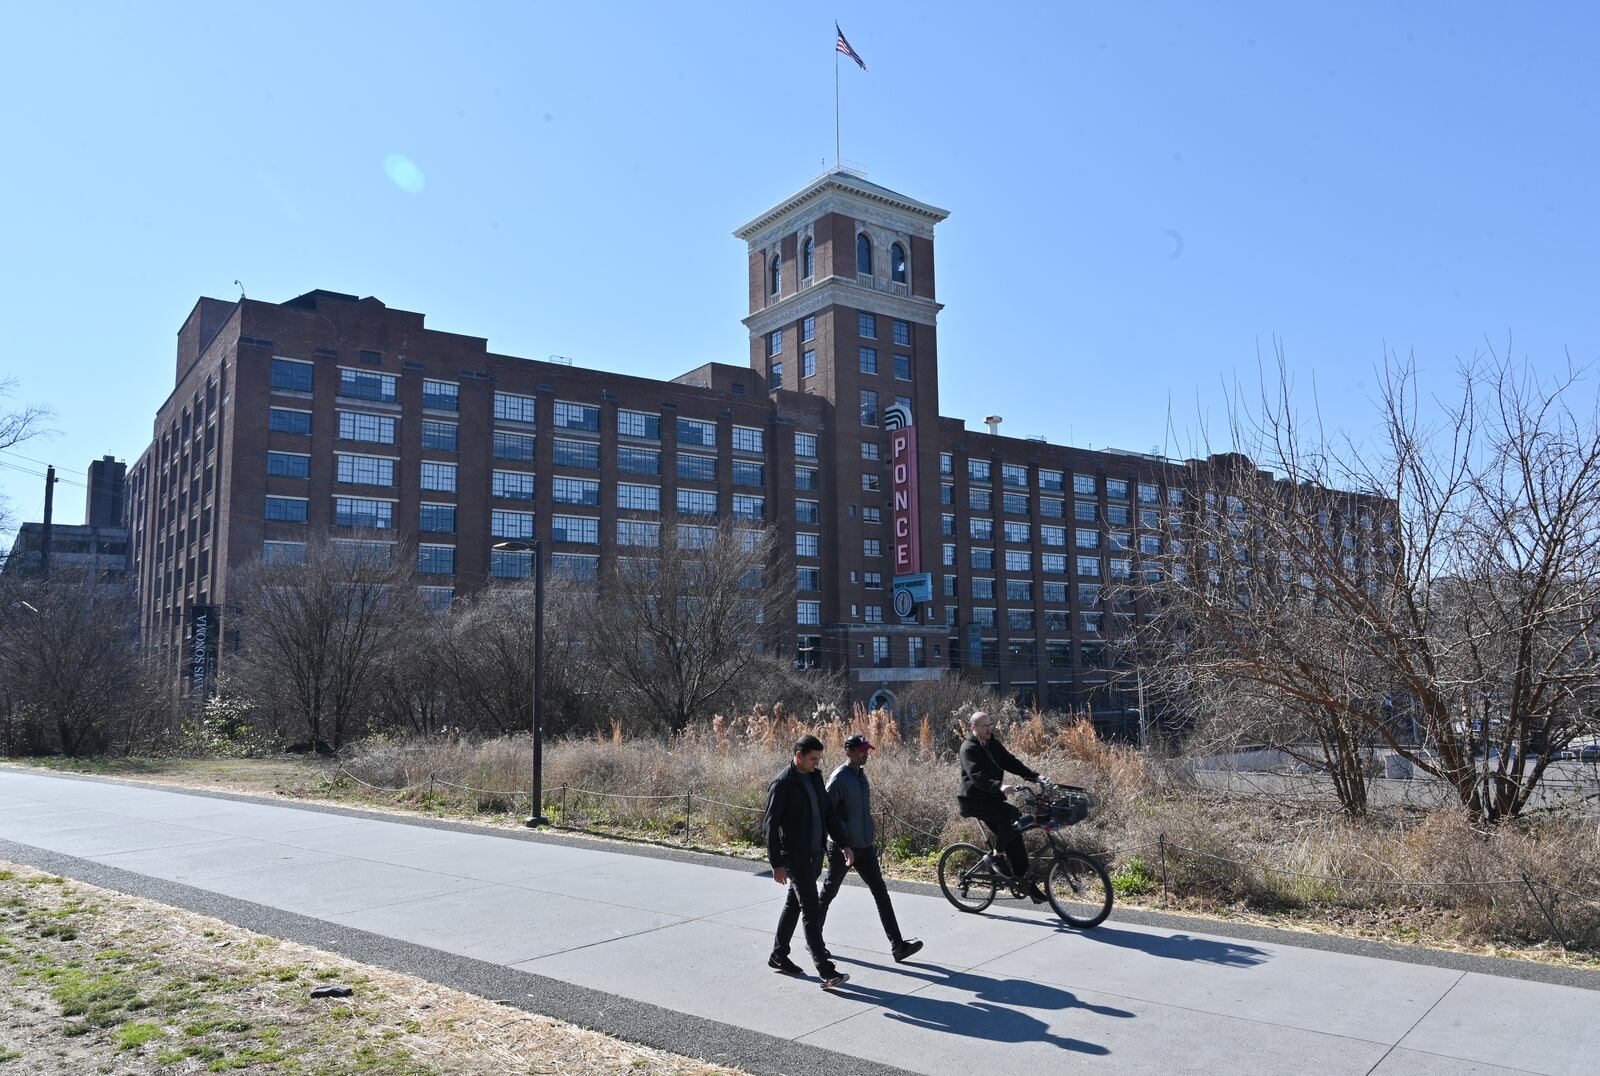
[734,172,950,248]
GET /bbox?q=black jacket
[764,762,849,870]
[957,733,1040,809]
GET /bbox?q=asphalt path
[1,766,1594,1075]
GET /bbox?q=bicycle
[936,780,1113,929]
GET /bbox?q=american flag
[835,23,867,71]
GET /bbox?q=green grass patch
[1112,856,1159,898]
[112,1021,165,1050]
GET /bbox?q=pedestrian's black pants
[818,845,904,947]
[772,852,836,976]
[966,801,1030,877]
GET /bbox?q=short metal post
[684,792,693,840]
[1521,871,1567,953]
[1158,833,1169,903]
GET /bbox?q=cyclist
[957,711,1047,902]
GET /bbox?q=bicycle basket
[1046,787,1094,826]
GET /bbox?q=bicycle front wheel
[937,843,996,913]
[1047,851,1113,928]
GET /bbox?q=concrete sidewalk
[1,767,1592,1075]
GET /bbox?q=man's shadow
[832,957,1131,1055]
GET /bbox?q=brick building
[129,170,1247,729]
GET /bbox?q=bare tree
[572,517,789,732]
[0,377,52,539]
[1129,347,1600,820]
[229,536,422,750]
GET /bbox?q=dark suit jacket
[957,733,1040,811]
[764,762,849,870]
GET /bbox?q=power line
[0,449,91,479]
[0,459,89,490]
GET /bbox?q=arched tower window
[891,242,907,283]
[802,236,814,279]
[856,233,873,275]
[769,253,782,296]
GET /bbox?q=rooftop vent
[984,415,1003,436]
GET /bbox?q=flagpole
[834,39,841,171]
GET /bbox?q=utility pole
[40,465,56,576]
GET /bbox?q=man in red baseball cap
[817,733,923,963]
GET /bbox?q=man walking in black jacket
[765,735,853,988]
[957,711,1047,901]
[818,734,923,963]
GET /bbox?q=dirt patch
[0,859,745,1075]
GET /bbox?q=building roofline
[733,171,950,240]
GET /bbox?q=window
[1003,521,1030,544]
[894,354,911,380]
[860,389,878,426]
[1169,488,1186,506]
[1039,469,1064,492]
[941,513,956,537]
[969,488,992,512]
[1109,531,1131,552]
[940,452,954,476]
[944,575,958,597]
[338,368,396,403]
[617,410,660,440]
[769,254,782,296]
[1008,609,1035,631]
[971,547,994,569]
[1109,558,1132,580]
[863,571,883,589]
[972,607,997,629]
[336,454,395,486]
[864,605,884,623]
[677,489,718,516]
[1106,505,1130,525]
[262,540,305,565]
[1003,492,1029,515]
[858,313,877,339]
[1077,556,1101,578]
[1043,581,1068,603]
[270,408,311,435]
[1106,478,1129,500]
[1042,553,1067,574]
[796,532,820,558]
[554,439,599,469]
[553,477,600,505]
[795,466,819,491]
[338,411,395,444]
[797,600,821,626]
[677,453,716,482]
[861,473,881,492]
[1004,550,1031,572]
[1076,529,1100,549]
[264,496,308,522]
[732,493,764,520]
[491,549,532,579]
[794,432,818,458]
[422,420,458,451]
[892,319,910,347]
[422,380,458,411]
[968,459,991,483]
[1002,464,1028,489]
[894,394,911,414]
[334,497,393,529]
[676,524,715,549]
[677,417,716,447]
[941,483,954,506]
[494,392,537,424]
[554,553,598,581]
[271,358,313,392]
[1006,580,1033,602]
[970,518,994,540]
[943,543,957,566]
[420,586,455,612]
[1040,525,1066,547]
[552,515,599,544]
[732,426,764,453]
[267,451,309,478]
[733,460,764,487]
[1075,502,1099,523]
[769,329,783,357]
[1074,474,1098,496]
[617,520,660,547]
[863,538,882,558]
[491,510,534,539]
[493,430,535,462]
[618,447,660,475]
[1046,641,1073,667]
[419,461,456,492]
[617,483,660,511]
[800,237,815,279]
[856,233,872,275]
[802,350,816,378]
[972,577,995,600]
[802,314,815,341]
[419,503,456,533]
[554,401,599,432]
[1139,508,1161,529]
[492,470,534,500]
[796,499,819,524]
[1041,497,1064,519]
[1140,534,1162,555]
[861,441,880,461]
[797,567,821,591]
[872,636,890,667]
[859,346,877,374]
[862,506,881,524]
[418,545,455,576]
[1138,482,1160,504]
[890,243,907,283]
[909,637,926,668]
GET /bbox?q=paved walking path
[1,767,1592,1075]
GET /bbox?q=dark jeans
[771,851,837,976]
[818,846,904,948]
[965,800,1030,877]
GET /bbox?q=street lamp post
[492,539,549,827]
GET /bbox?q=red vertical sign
[891,425,921,575]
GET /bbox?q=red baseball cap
[843,734,875,750]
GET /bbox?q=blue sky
[3,2,1598,537]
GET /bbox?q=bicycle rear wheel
[937,843,997,913]
[1047,851,1113,928]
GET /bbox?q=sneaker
[892,939,924,963]
[1027,883,1048,905]
[768,956,804,977]
[819,971,850,990]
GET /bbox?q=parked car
[1579,744,1600,763]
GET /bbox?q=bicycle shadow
[831,957,1130,1055]
[979,914,1270,968]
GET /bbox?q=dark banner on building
[188,605,219,712]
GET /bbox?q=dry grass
[0,859,746,1075]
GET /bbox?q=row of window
[944,454,1179,504]
[768,236,910,296]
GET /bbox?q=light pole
[492,539,549,827]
